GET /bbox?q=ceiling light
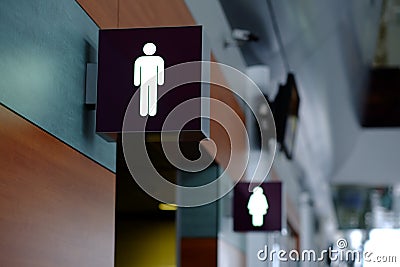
[158,203,177,211]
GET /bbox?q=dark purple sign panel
[234,182,282,232]
[96,26,206,134]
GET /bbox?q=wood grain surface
[181,238,217,267]
[77,0,118,28]
[0,105,115,267]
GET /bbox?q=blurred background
[1,0,400,267]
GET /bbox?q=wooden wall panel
[76,0,195,28]
[206,56,247,180]
[181,238,217,267]
[119,0,195,27]
[0,105,115,267]
[76,0,118,28]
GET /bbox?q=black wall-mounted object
[85,63,97,110]
[256,73,300,159]
[96,26,209,140]
[361,67,400,127]
[280,73,300,159]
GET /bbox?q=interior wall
[0,105,115,267]
[217,239,245,267]
[0,0,116,171]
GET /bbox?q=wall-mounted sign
[96,26,209,137]
[234,182,282,231]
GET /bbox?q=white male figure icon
[134,42,165,116]
[247,186,269,227]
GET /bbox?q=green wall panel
[177,164,219,237]
[0,0,116,171]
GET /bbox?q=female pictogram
[247,186,269,227]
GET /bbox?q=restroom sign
[133,42,165,117]
[96,26,209,136]
[233,182,282,232]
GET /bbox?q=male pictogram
[247,186,269,227]
[134,42,165,116]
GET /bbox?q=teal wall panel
[177,164,219,237]
[0,0,116,171]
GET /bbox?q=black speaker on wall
[255,73,300,159]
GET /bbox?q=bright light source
[349,229,363,249]
[364,229,400,267]
[158,203,177,211]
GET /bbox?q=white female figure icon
[134,42,165,116]
[247,186,269,227]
